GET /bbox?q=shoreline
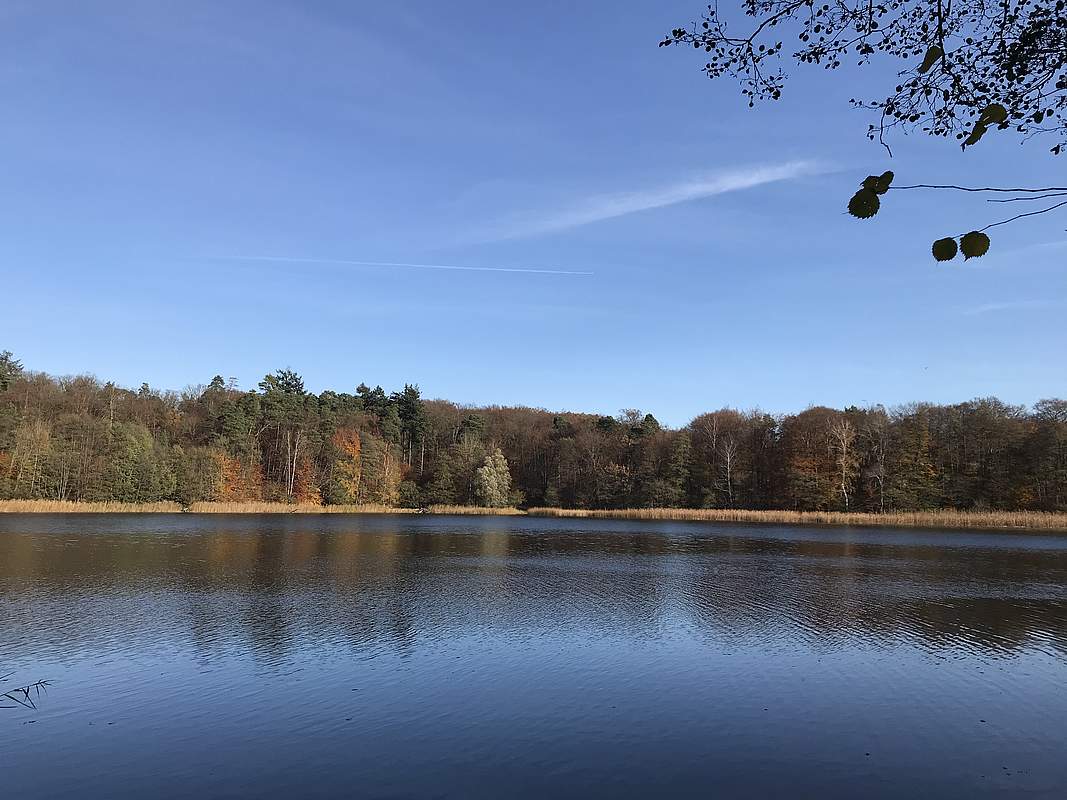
[526,507,1067,532]
[0,500,524,516]
[1,500,1065,531]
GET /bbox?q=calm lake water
[2,514,1066,799]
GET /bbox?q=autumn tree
[780,407,839,510]
[356,430,401,505]
[326,427,362,504]
[3,354,1066,514]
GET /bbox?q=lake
[1,514,1066,799]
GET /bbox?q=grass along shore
[0,500,1064,530]
[0,499,523,515]
[525,507,1067,531]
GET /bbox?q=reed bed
[188,502,523,515]
[425,505,526,516]
[186,501,416,514]
[526,507,1067,531]
[0,499,525,516]
[4,500,1064,529]
[0,499,183,513]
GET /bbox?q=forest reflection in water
[2,514,1065,662]
[2,514,1066,799]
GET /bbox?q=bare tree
[284,428,303,502]
[863,411,891,513]
[716,434,740,507]
[828,418,859,511]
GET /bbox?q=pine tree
[0,351,23,392]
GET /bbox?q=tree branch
[987,192,1067,203]
[893,184,1067,193]
[977,200,1067,233]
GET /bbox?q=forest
[1,350,1065,512]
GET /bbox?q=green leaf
[959,231,990,259]
[848,188,880,219]
[861,171,894,195]
[932,237,958,262]
[978,103,1008,126]
[962,122,988,148]
[917,46,942,74]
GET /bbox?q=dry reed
[187,502,416,514]
[187,502,524,515]
[0,499,525,516]
[4,499,1064,530]
[425,505,525,516]
[0,499,183,513]
[526,507,1067,531]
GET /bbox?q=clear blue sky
[3,1,1064,425]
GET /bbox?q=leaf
[959,231,990,259]
[861,171,894,195]
[962,122,988,148]
[932,237,958,262]
[848,189,880,219]
[917,46,942,74]
[978,103,1008,126]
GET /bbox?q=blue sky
[3,0,1064,425]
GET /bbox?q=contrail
[217,255,593,276]
[470,159,830,242]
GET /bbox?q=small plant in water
[1,672,51,710]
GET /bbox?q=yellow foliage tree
[330,427,362,503]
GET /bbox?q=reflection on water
[2,514,1066,799]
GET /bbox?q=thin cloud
[961,300,1059,315]
[471,160,828,242]
[217,255,593,276]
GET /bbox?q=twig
[987,192,1067,203]
[977,200,1067,233]
[893,184,1067,193]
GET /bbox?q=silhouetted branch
[889,183,1067,238]
[987,192,1067,203]
[977,200,1067,233]
[892,184,1067,193]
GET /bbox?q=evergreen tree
[0,351,23,392]
[424,459,457,505]
[392,384,428,470]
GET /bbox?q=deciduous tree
[661,1,1067,259]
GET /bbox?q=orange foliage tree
[327,427,362,504]
[214,451,265,502]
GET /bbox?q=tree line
[1,350,1065,512]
